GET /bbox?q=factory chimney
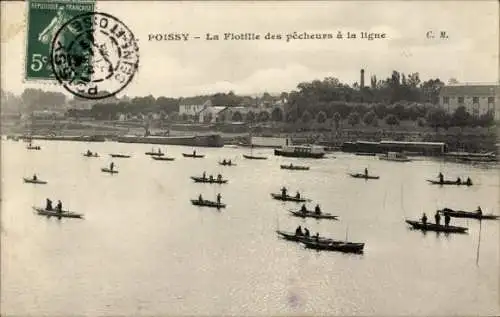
[360,69,365,90]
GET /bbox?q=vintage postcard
[1,1,499,316]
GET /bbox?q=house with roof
[179,98,212,118]
[439,84,500,119]
[198,106,227,123]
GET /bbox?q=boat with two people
[109,153,131,158]
[271,187,310,202]
[438,206,498,220]
[145,148,165,156]
[83,150,99,157]
[23,174,47,184]
[280,163,310,171]
[33,199,83,219]
[101,162,119,174]
[26,143,41,150]
[427,173,473,186]
[289,204,338,220]
[279,227,364,253]
[349,168,379,180]
[183,150,205,158]
[405,210,468,234]
[191,172,228,184]
[191,193,226,209]
[378,152,411,162]
[219,159,236,166]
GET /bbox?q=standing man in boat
[444,213,451,227]
[217,174,222,182]
[364,168,368,178]
[466,177,472,186]
[56,200,62,213]
[304,227,310,237]
[110,162,115,171]
[438,172,444,184]
[198,194,203,202]
[216,193,222,205]
[476,206,482,216]
[46,198,53,211]
[202,171,206,180]
[295,225,303,236]
[281,186,287,198]
[193,149,196,156]
[222,159,227,165]
[295,191,301,199]
[228,160,232,165]
[314,204,321,215]
[434,210,441,225]
[300,204,307,213]
[456,177,461,184]
[421,212,428,225]
[33,174,38,181]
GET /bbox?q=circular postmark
[50,12,139,100]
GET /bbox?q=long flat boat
[301,240,365,254]
[190,176,228,184]
[101,168,119,174]
[270,193,309,202]
[438,208,499,220]
[243,154,267,160]
[110,154,131,158]
[27,146,41,150]
[145,151,164,156]
[289,210,338,220]
[219,162,237,166]
[349,173,380,180]
[152,156,175,161]
[183,153,205,158]
[405,220,468,233]
[83,153,99,157]
[426,179,472,186]
[33,207,84,219]
[281,164,310,170]
[23,177,47,184]
[277,230,341,244]
[190,199,226,209]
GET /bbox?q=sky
[1,1,499,98]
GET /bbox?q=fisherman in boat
[209,175,214,182]
[434,210,441,225]
[438,172,444,184]
[456,177,461,185]
[33,174,38,181]
[216,193,222,204]
[304,227,310,237]
[314,204,321,215]
[444,213,451,227]
[217,174,222,181]
[300,204,307,213]
[315,232,319,242]
[193,150,196,156]
[110,162,114,171]
[295,191,301,199]
[46,198,53,211]
[222,159,227,165]
[364,168,368,178]
[421,212,428,225]
[56,200,62,213]
[466,177,472,186]
[295,225,303,236]
[198,194,203,202]
[290,163,293,168]
[86,150,92,156]
[202,171,206,180]
[281,186,287,198]
[476,206,482,216]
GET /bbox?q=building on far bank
[179,99,212,118]
[198,106,227,123]
[439,83,500,119]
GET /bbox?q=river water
[1,140,499,316]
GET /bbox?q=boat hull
[190,199,226,209]
[438,209,498,220]
[281,165,310,170]
[270,193,308,202]
[23,178,47,184]
[110,154,130,158]
[426,179,472,186]
[101,168,118,174]
[152,157,175,161]
[405,220,468,233]
[190,176,228,184]
[301,240,364,253]
[33,207,83,219]
[274,149,325,158]
[219,162,236,166]
[182,153,205,158]
[243,154,267,160]
[349,173,379,179]
[289,210,338,220]
[83,154,99,157]
[145,152,164,156]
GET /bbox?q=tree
[258,111,270,122]
[246,111,255,123]
[301,110,312,123]
[332,112,341,130]
[347,111,360,126]
[425,107,447,130]
[421,79,444,104]
[316,111,327,124]
[271,107,283,122]
[385,114,399,127]
[450,106,469,127]
[363,110,376,125]
[232,111,243,122]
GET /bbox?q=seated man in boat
[300,204,307,213]
[46,198,53,211]
[290,163,293,168]
[281,187,287,198]
[56,200,62,213]
[315,232,320,242]
[444,213,451,227]
[193,150,196,156]
[222,159,227,164]
[434,210,441,225]
[295,225,303,236]
[466,177,472,186]
[216,193,222,204]
[295,191,301,199]
[110,162,115,171]
[217,174,222,181]
[87,150,92,156]
[158,148,162,154]
[314,204,321,215]
[456,177,461,184]
[304,228,310,237]
[228,160,232,165]
[33,174,38,181]
[421,212,428,225]
[209,175,214,181]
[198,194,203,202]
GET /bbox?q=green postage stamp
[25,0,95,81]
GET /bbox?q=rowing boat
[190,176,228,184]
[301,240,365,254]
[27,146,41,150]
[438,208,499,220]
[101,168,119,174]
[288,210,338,220]
[280,165,310,170]
[33,207,83,219]
[23,177,47,184]
[152,156,175,161]
[270,193,309,202]
[349,173,380,180]
[110,154,131,158]
[426,179,472,186]
[219,162,236,166]
[190,199,226,209]
[145,152,164,156]
[405,220,468,233]
[83,153,99,157]
[277,230,341,244]
[243,154,267,160]
[183,153,205,158]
